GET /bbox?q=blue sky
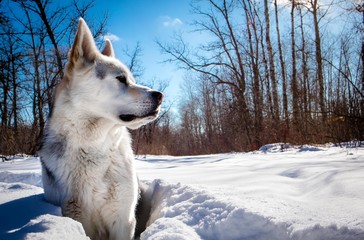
[88,0,336,105]
[85,0,358,112]
[90,1,199,105]
[1,0,210,116]
[6,0,353,110]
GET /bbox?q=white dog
[38,18,162,240]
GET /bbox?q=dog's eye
[116,75,127,85]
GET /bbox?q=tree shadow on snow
[0,194,60,240]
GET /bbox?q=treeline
[135,0,364,155]
[0,0,363,156]
[0,0,107,154]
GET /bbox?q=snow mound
[259,143,292,153]
[0,171,42,187]
[24,214,88,240]
[0,181,87,240]
[298,145,324,152]
[259,143,326,153]
[143,180,290,240]
[0,183,61,239]
[141,218,200,240]
[142,180,364,240]
[9,214,89,240]
[292,224,364,240]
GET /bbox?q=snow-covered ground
[1,143,364,240]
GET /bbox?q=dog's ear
[101,39,115,58]
[69,18,98,65]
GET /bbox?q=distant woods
[0,0,363,156]
[0,0,107,154]
[149,0,364,155]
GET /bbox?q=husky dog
[38,18,162,240]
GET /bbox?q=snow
[0,157,89,240]
[1,144,364,239]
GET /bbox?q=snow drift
[0,144,364,239]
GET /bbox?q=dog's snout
[151,91,163,105]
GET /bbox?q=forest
[0,0,363,156]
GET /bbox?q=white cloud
[100,33,120,42]
[162,16,183,27]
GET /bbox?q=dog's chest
[65,144,137,201]
[68,143,134,179]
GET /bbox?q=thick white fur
[39,18,161,240]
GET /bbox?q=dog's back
[39,18,162,240]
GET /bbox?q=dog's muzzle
[119,91,163,122]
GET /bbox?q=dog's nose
[151,91,163,105]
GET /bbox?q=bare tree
[123,41,145,79]
[0,21,26,153]
[290,0,300,132]
[264,0,279,122]
[307,0,327,122]
[0,0,108,154]
[274,0,289,133]
[158,0,256,148]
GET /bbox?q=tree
[123,41,145,79]
[158,0,257,150]
[309,0,326,122]
[290,0,300,134]
[0,0,108,154]
[274,0,289,133]
[157,0,363,153]
[264,0,279,122]
[0,21,25,153]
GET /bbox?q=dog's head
[57,18,163,129]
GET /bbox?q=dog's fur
[38,18,162,240]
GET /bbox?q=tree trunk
[242,0,263,148]
[34,0,64,81]
[0,62,9,127]
[264,0,279,122]
[312,0,326,122]
[274,0,289,135]
[8,33,18,132]
[298,6,309,141]
[291,0,299,132]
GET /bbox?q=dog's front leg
[108,212,136,240]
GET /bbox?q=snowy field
[0,143,364,240]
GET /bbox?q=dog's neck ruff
[50,93,131,150]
